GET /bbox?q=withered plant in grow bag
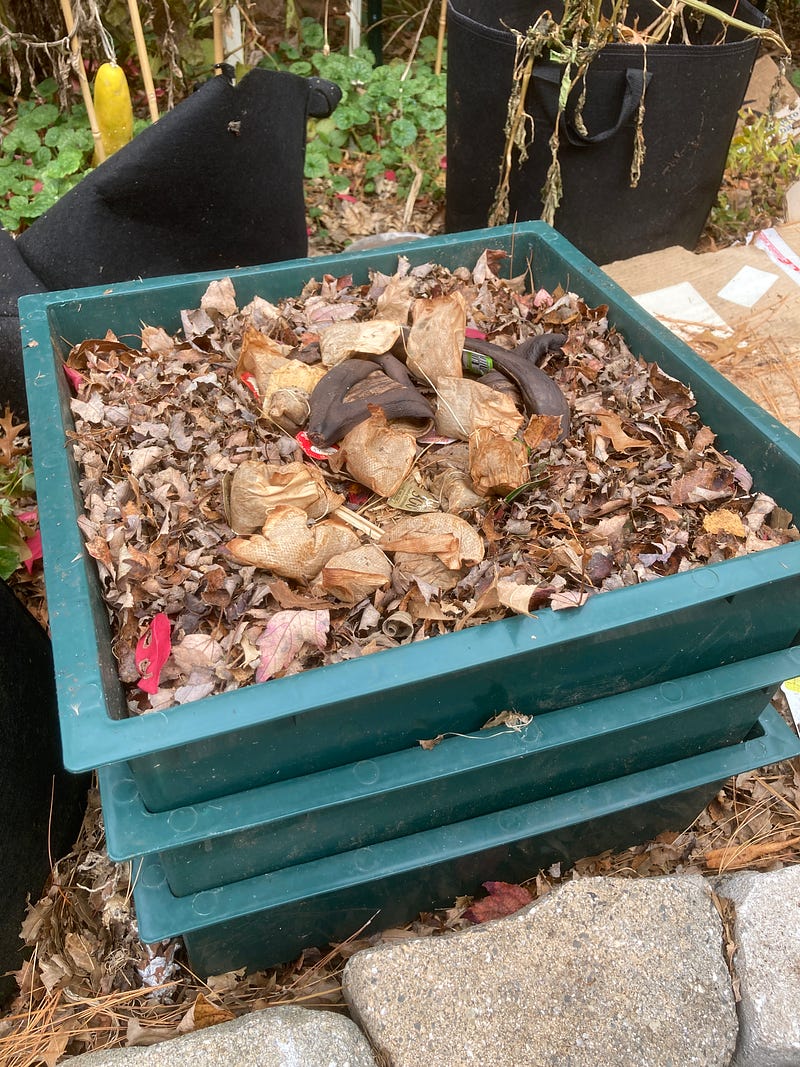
[65,248,797,713]
[446,0,789,262]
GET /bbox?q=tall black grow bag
[446,0,767,263]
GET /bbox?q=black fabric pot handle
[533,66,652,147]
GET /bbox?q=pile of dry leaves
[1,735,797,1065]
[66,248,796,712]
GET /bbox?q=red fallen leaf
[463,880,533,923]
[23,530,42,574]
[384,169,397,181]
[135,613,172,694]
[63,364,85,392]
[336,192,357,203]
[464,327,486,340]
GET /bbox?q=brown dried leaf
[200,277,237,318]
[255,609,330,681]
[191,993,236,1030]
[670,465,734,505]
[523,413,564,453]
[590,412,651,452]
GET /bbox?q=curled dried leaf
[266,387,312,434]
[433,469,486,513]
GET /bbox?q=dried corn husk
[433,468,486,512]
[319,319,401,367]
[469,428,529,497]
[380,512,484,569]
[317,544,393,604]
[226,506,359,581]
[434,376,524,441]
[406,292,466,387]
[336,408,417,497]
[227,463,344,535]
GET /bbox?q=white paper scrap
[781,678,800,733]
[634,282,731,338]
[717,265,778,308]
[750,227,800,286]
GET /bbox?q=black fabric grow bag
[446,0,767,263]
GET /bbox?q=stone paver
[718,865,800,1067]
[66,1005,378,1066]
[343,874,738,1067]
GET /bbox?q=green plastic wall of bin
[20,223,800,811]
[99,647,800,896]
[129,706,800,977]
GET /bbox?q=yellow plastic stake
[59,0,106,163]
[92,62,134,165]
[126,0,159,122]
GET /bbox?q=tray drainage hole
[497,810,523,833]
[690,568,720,589]
[192,889,222,918]
[139,862,168,890]
[353,760,380,785]
[659,680,684,703]
[167,808,199,834]
[110,778,140,805]
[354,848,378,873]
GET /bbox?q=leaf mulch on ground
[65,249,796,713]
[0,728,797,1065]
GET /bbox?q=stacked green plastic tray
[20,223,800,973]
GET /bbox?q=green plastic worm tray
[127,706,800,978]
[20,223,800,811]
[99,647,800,897]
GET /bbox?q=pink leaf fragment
[464,328,486,340]
[255,609,330,683]
[63,364,86,392]
[135,612,172,694]
[23,530,42,574]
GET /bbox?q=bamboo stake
[213,2,225,70]
[333,506,384,540]
[126,0,159,122]
[59,0,106,163]
[435,0,446,75]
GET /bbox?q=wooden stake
[126,0,159,122]
[435,0,446,76]
[59,0,106,163]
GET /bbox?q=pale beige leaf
[200,277,237,318]
[255,608,330,681]
[496,580,539,615]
